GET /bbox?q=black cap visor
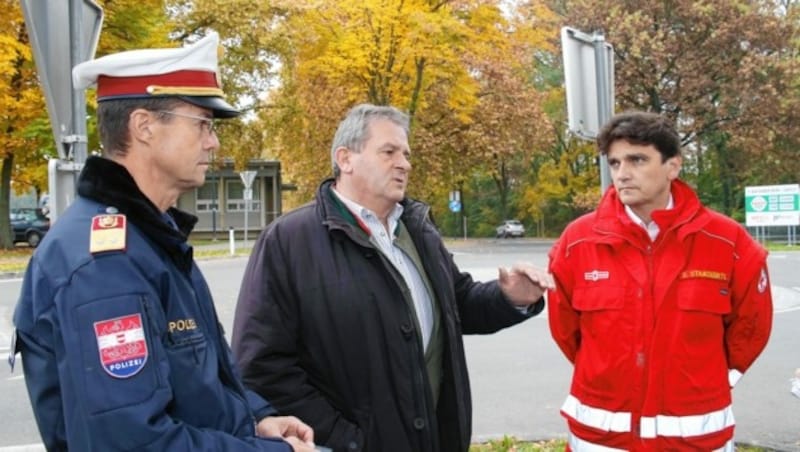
[179,95,240,118]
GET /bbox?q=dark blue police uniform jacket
[12,157,290,452]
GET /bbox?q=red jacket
[548,180,773,451]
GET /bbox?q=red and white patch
[94,314,148,378]
[584,270,610,281]
[757,267,769,294]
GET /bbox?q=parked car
[10,208,50,247]
[495,219,525,238]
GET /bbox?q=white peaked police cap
[72,31,239,118]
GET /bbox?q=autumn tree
[170,0,555,212]
[0,0,47,249]
[261,0,501,203]
[560,0,798,216]
[167,0,295,172]
[411,1,560,232]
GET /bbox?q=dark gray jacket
[232,179,543,452]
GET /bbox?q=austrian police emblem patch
[94,314,148,378]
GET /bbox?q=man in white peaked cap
[12,32,316,452]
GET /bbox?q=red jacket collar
[593,179,706,242]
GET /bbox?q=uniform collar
[78,156,197,271]
[594,179,704,243]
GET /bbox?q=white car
[495,219,525,238]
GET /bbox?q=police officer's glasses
[157,110,216,135]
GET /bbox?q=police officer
[11,32,315,452]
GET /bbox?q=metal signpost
[20,0,103,223]
[239,170,257,248]
[449,190,465,238]
[745,184,800,245]
[561,26,615,192]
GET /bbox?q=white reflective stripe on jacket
[563,393,735,438]
[562,394,630,432]
[639,405,735,438]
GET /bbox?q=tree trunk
[0,154,15,249]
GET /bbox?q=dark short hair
[596,111,681,161]
[97,97,185,157]
[330,103,409,179]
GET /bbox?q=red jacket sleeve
[547,238,580,364]
[724,232,773,382]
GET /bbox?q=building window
[196,181,219,212]
[226,178,261,212]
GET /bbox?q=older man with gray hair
[232,103,554,452]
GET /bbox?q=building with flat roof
[177,159,282,240]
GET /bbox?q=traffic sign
[239,170,257,188]
[561,26,614,141]
[561,26,615,192]
[745,184,800,227]
[449,200,462,213]
[21,0,103,159]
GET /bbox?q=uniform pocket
[669,279,731,402]
[677,280,731,314]
[162,330,223,425]
[165,331,209,367]
[572,286,626,337]
[570,286,633,401]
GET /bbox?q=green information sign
[744,184,800,227]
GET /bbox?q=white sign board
[745,184,800,227]
[239,170,257,188]
[21,0,103,159]
[561,27,614,140]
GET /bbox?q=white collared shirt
[624,194,674,242]
[332,188,434,349]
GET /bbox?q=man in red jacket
[548,111,773,451]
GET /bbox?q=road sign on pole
[745,184,800,227]
[561,26,615,192]
[21,0,102,160]
[239,171,257,189]
[239,171,258,247]
[21,0,103,223]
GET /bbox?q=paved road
[1,239,799,450]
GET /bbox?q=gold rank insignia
[90,214,127,253]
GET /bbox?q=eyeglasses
[157,110,216,135]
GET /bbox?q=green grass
[762,242,799,251]
[0,247,32,274]
[193,247,251,259]
[469,437,776,451]
[470,437,564,451]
